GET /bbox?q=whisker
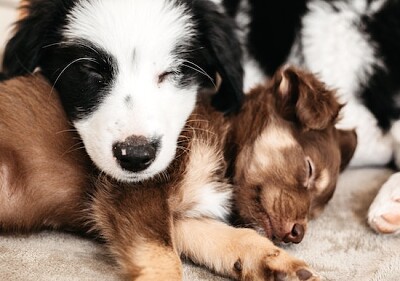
[181,61,217,89]
[42,41,100,56]
[62,144,86,157]
[50,57,97,97]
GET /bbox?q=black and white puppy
[2,0,243,182]
[221,0,400,234]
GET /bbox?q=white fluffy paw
[368,172,400,234]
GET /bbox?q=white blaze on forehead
[248,127,297,176]
[64,0,195,63]
[255,127,297,152]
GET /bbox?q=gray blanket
[1,168,400,281]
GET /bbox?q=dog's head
[2,0,243,182]
[233,66,357,243]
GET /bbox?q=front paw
[234,247,320,281]
[368,173,400,234]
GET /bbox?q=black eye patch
[41,40,117,121]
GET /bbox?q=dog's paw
[368,172,400,234]
[235,247,320,281]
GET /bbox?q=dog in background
[220,0,400,235]
[2,0,244,183]
[0,72,326,280]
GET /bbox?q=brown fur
[0,67,354,280]
[230,66,356,243]
[0,75,92,232]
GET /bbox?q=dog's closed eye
[158,71,178,84]
[80,61,104,82]
[304,157,315,189]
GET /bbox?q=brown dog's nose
[283,223,305,244]
[113,136,159,172]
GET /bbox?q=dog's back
[0,74,91,232]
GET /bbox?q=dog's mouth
[257,205,274,239]
[262,215,273,239]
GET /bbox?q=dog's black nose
[113,136,159,172]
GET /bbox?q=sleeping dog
[0,66,355,279]
[2,0,243,183]
[220,0,400,235]
[229,66,356,244]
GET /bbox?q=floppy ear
[2,0,72,76]
[337,129,357,171]
[192,1,244,113]
[272,66,342,130]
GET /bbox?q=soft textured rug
[1,167,400,281]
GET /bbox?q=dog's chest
[169,136,232,222]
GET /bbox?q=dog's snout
[282,223,305,244]
[113,136,159,173]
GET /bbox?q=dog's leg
[91,182,182,280]
[174,218,320,281]
[368,172,400,235]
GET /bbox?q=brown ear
[272,66,342,130]
[337,129,357,171]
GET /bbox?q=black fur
[2,0,76,76]
[360,0,400,130]
[2,0,244,115]
[40,41,117,120]
[220,0,400,131]
[191,0,244,113]
[245,0,308,76]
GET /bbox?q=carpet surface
[1,168,400,281]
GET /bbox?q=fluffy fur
[0,73,328,280]
[230,67,356,243]
[2,0,244,183]
[221,0,400,235]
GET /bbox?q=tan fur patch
[172,139,232,220]
[124,239,182,281]
[315,169,330,193]
[247,126,297,180]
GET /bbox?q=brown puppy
[229,67,356,243]
[0,73,320,280]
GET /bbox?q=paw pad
[296,269,313,280]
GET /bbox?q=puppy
[2,0,243,183]
[230,66,357,244]
[221,0,400,234]
[0,72,323,280]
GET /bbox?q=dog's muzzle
[113,135,159,173]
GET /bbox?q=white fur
[368,172,400,234]
[64,0,198,182]
[179,141,232,221]
[290,0,392,167]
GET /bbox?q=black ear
[2,0,73,76]
[192,1,244,114]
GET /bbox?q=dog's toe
[368,173,400,234]
[369,206,400,234]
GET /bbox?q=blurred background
[0,0,18,66]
